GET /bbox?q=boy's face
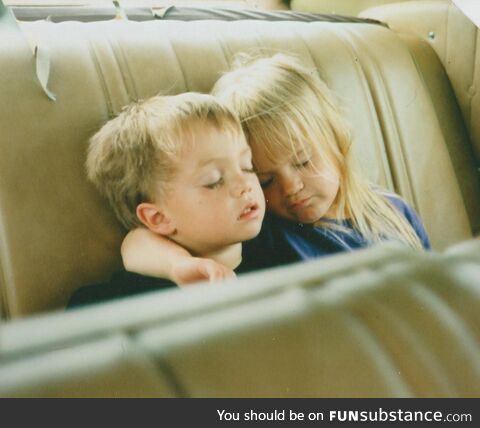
[158,124,265,255]
[253,143,340,224]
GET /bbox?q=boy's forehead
[185,119,243,143]
[177,121,249,162]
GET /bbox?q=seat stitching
[445,1,450,70]
[409,281,480,386]
[0,205,13,319]
[470,26,479,139]
[350,292,455,396]
[337,309,415,397]
[108,32,138,103]
[211,23,233,68]
[151,357,191,398]
[329,25,397,191]
[167,24,189,91]
[342,26,417,208]
[400,34,476,233]
[87,34,115,118]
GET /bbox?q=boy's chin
[249,219,264,235]
[234,223,263,243]
[244,227,263,241]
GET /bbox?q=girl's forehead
[251,143,312,171]
[252,137,311,158]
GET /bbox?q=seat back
[362,0,480,165]
[1,244,479,397]
[0,10,478,318]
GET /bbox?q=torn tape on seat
[1,0,56,101]
[34,45,56,102]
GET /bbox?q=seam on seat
[145,354,190,398]
[409,282,480,383]
[242,22,276,61]
[225,22,270,61]
[338,27,397,191]
[338,309,414,397]
[447,0,473,137]
[126,334,186,397]
[213,28,233,72]
[373,290,458,397]
[401,35,477,235]
[295,23,394,188]
[471,27,479,139]
[108,34,138,103]
[313,24,394,189]
[87,35,115,118]
[342,26,417,208]
[363,292,456,396]
[315,265,458,396]
[445,1,450,72]
[165,26,189,92]
[0,206,13,319]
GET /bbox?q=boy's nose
[231,175,252,198]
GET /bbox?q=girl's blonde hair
[212,53,423,249]
[87,93,242,230]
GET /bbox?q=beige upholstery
[0,12,478,319]
[291,0,418,16]
[361,0,480,165]
[0,4,479,398]
[1,244,479,397]
[0,335,175,398]
[445,236,480,259]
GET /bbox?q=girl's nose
[279,171,303,197]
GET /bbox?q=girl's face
[252,143,340,224]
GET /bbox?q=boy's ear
[136,202,176,236]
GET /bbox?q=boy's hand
[171,257,236,286]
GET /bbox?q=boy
[68,93,265,308]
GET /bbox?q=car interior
[0,0,479,397]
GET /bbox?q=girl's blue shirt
[239,194,430,273]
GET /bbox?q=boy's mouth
[238,202,260,221]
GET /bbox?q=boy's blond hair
[87,93,242,230]
[212,54,423,249]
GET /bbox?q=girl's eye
[295,159,310,169]
[259,177,273,189]
[204,177,224,189]
[243,167,255,173]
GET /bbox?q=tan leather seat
[0,335,174,398]
[0,7,478,318]
[1,243,479,397]
[291,0,418,16]
[362,0,480,166]
[0,3,478,399]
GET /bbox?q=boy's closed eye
[240,153,255,173]
[242,164,255,174]
[204,177,225,189]
[199,170,223,189]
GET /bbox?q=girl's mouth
[289,197,311,210]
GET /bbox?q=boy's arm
[121,228,235,285]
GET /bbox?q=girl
[121,54,430,285]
